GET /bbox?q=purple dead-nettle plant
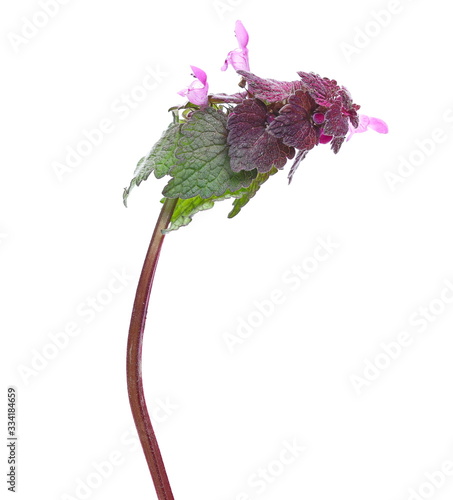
[123,20,388,500]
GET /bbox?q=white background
[2,0,453,499]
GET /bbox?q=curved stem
[127,198,178,500]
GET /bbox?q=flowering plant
[124,20,387,231]
[123,21,387,500]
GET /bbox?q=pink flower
[319,131,333,144]
[177,66,209,106]
[347,114,388,141]
[314,114,334,144]
[221,20,250,72]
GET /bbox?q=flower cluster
[178,20,387,182]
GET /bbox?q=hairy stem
[126,198,178,500]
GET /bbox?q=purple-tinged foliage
[297,71,360,153]
[225,71,366,178]
[229,70,364,165]
[227,98,295,173]
[237,70,305,102]
[287,149,308,184]
[209,91,248,104]
[298,72,360,123]
[322,102,350,153]
[267,90,318,151]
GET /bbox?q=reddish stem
[126,198,178,500]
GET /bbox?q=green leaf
[123,122,181,206]
[164,167,279,231]
[228,167,278,218]
[124,108,280,231]
[162,107,256,200]
[164,194,233,232]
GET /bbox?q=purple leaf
[210,91,247,104]
[267,90,318,151]
[227,98,295,173]
[237,70,304,102]
[330,136,345,154]
[297,72,361,153]
[323,101,349,152]
[287,149,308,184]
[298,72,342,107]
